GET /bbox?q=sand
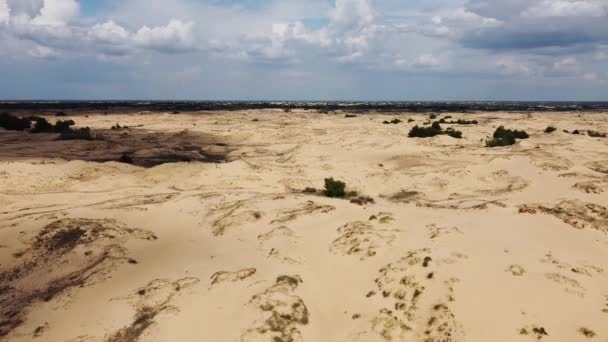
[1,110,608,342]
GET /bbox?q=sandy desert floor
[1,110,608,342]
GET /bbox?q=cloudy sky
[0,0,607,100]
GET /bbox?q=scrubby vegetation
[544,126,557,133]
[588,130,607,138]
[0,113,31,131]
[324,178,346,198]
[438,118,479,125]
[429,114,438,119]
[119,154,134,164]
[486,126,529,147]
[407,118,415,123]
[383,119,402,125]
[408,121,463,139]
[60,127,93,140]
[572,130,581,135]
[54,120,76,132]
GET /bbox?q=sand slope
[1,110,608,341]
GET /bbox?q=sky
[0,0,607,101]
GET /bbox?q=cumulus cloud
[134,19,195,52]
[31,0,79,26]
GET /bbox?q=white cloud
[134,19,195,52]
[0,0,10,24]
[28,44,59,59]
[522,0,608,17]
[330,0,374,32]
[31,0,79,26]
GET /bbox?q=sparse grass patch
[578,327,595,338]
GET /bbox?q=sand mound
[0,218,157,338]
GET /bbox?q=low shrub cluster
[383,119,402,125]
[0,113,31,131]
[588,130,607,138]
[486,126,529,147]
[59,127,93,140]
[408,121,463,139]
[544,126,557,133]
[438,118,479,125]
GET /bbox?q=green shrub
[445,128,463,139]
[59,127,93,140]
[544,126,556,133]
[0,113,31,131]
[486,126,528,147]
[408,122,462,139]
[409,125,442,138]
[324,178,346,198]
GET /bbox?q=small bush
[345,114,357,118]
[408,122,462,139]
[111,123,122,130]
[54,120,75,133]
[0,113,31,131]
[486,126,528,147]
[445,128,463,139]
[572,130,581,135]
[30,117,54,133]
[588,130,606,138]
[429,114,438,119]
[544,126,556,133]
[409,125,442,138]
[60,127,93,140]
[407,118,415,123]
[382,118,402,125]
[55,112,67,117]
[324,178,346,198]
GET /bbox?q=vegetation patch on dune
[0,219,157,338]
[486,126,529,147]
[408,122,463,139]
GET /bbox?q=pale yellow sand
[1,110,608,342]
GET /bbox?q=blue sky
[0,0,607,100]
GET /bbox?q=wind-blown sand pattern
[1,110,608,341]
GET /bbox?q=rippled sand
[1,110,607,342]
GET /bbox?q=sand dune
[1,110,608,341]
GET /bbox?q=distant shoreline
[1,100,608,114]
